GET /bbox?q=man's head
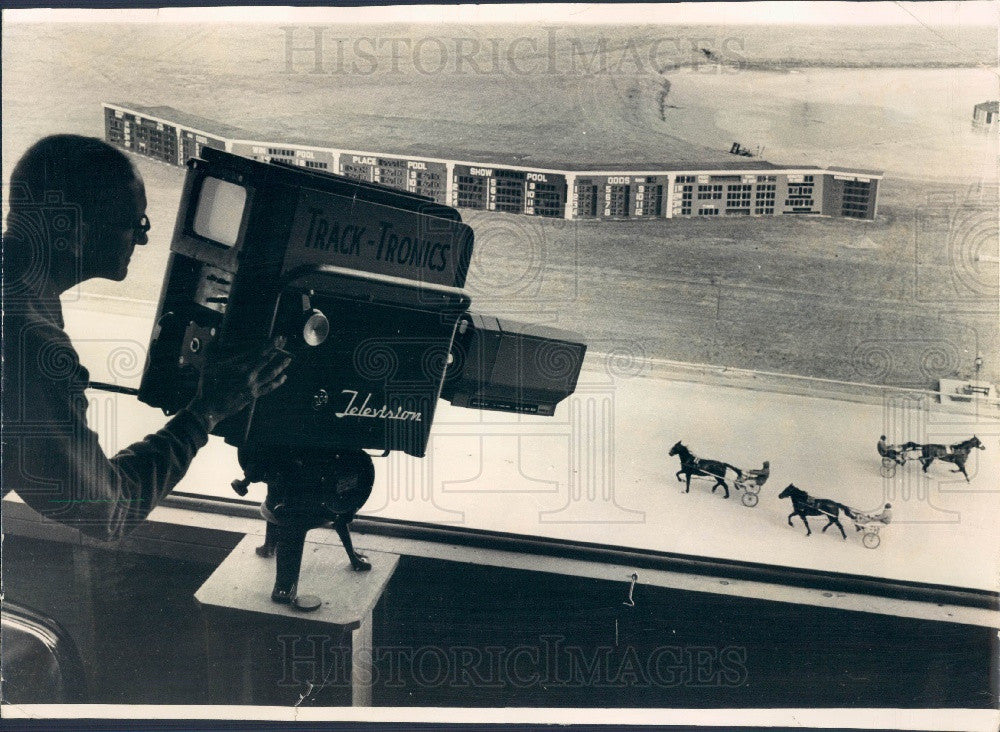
[6,134,148,286]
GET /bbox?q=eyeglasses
[130,215,151,244]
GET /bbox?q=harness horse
[917,436,984,482]
[668,441,744,500]
[777,484,852,540]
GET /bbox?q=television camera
[137,148,586,610]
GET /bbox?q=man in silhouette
[2,134,291,540]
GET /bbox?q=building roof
[105,101,877,177]
[974,101,999,113]
[826,165,885,178]
[105,102,253,141]
[252,133,784,172]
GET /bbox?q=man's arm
[5,327,289,541]
[15,387,212,541]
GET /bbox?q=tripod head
[236,445,374,518]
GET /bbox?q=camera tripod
[231,447,375,612]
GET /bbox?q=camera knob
[302,309,329,347]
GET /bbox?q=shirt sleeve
[3,322,210,542]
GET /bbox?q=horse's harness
[930,443,965,460]
[796,493,839,518]
[938,439,977,456]
[680,452,702,470]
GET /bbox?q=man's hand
[187,336,292,431]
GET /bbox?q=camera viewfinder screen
[192,176,246,247]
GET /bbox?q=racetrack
[4,22,996,388]
[3,19,999,594]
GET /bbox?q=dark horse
[918,436,985,482]
[668,441,743,499]
[778,484,853,539]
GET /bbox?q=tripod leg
[333,516,371,572]
[270,522,324,613]
[271,522,306,603]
